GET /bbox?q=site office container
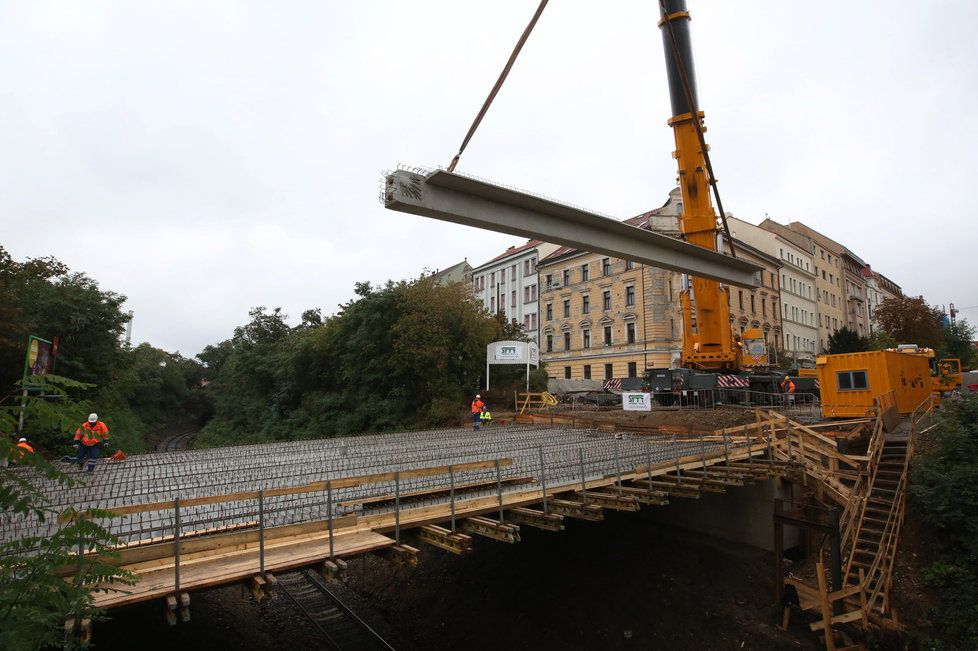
[816,350,932,418]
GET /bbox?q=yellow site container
[816,350,932,417]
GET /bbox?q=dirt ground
[93,512,818,650]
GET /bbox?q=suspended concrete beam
[383,168,761,288]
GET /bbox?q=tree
[872,296,943,349]
[938,320,977,369]
[827,326,870,354]
[0,378,134,650]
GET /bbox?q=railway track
[157,430,198,452]
[276,568,395,651]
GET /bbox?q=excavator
[644,0,785,400]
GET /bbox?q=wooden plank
[816,562,837,650]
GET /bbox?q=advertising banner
[622,392,652,412]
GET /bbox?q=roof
[429,260,472,281]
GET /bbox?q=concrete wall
[637,477,799,551]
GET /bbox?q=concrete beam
[383,168,761,287]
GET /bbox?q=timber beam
[549,499,604,521]
[165,592,190,626]
[418,525,473,555]
[390,544,420,566]
[654,473,738,490]
[383,169,762,288]
[681,469,753,485]
[506,507,565,532]
[614,485,670,506]
[631,479,704,498]
[249,573,277,602]
[461,516,521,543]
[574,491,641,512]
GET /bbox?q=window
[625,285,635,307]
[770,272,775,288]
[669,317,676,339]
[564,366,572,380]
[738,290,743,310]
[626,322,636,344]
[546,303,553,320]
[523,287,529,303]
[762,299,767,317]
[602,258,611,276]
[837,370,868,391]
[491,297,495,312]
[604,363,614,380]
[750,294,755,313]
[583,329,591,348]
[511,265,516,281]
[583,364,591,379]
[563,299,570,318]
[490,272,495,287]
[546,335,553,352]
[627,362,637,378]
[545,274,553,288]
[581,264,589,281]
[563,270,571,286]
[512,290,517,307]
[625,260,635,270]
[564,332,571,350]
[603,325,612,345]
[603,290,612,310]
[582,295,590,314]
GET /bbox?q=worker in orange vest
[74,413,109,472]
[8,437,34,464]
[16,437,34,454]
[470,394,485,430]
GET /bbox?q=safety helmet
[18,438,26,443]
[476,394,481,399]
[88,413,98,423]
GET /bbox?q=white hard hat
[88,413,98,423]
[18,438,26,443]
[476,394,481,398]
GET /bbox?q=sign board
[622,392,652,412]
[487,341,539,366]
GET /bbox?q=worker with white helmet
[73,413,109,472]
[470,394,485,430]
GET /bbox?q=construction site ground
[93,511,818,650]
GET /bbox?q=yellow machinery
[816,351,932,417]
[659,1,767,372]
[888,344,962,397]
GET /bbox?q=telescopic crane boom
[659,0,767,371]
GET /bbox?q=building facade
[863,267,902,335]
[538,192,686,380]
[729,217,818,366]
[429,260,473,287]
[841,249,870,335]
[471,240,558,343]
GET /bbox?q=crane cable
[658,0,737,259]
[446,0,549,173]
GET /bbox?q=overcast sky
[2,1,976,356]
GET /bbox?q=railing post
[673,433,680,477]
[745,424,753,468]
[578,448,587,504]
[258,490,265,576]
[494,460,504,522]
[699,432,707,471]
[645,438,654,486]
[613,435,623,495]
[449,464,457,532]
[538,446,549,514]
[327,481,334,559]
[394,471,401,545]
[173,498,181,595]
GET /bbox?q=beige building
[863,266,902,335]
[539,192,686,381]
[841,249,870,335]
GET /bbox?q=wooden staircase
[843,436,910,612]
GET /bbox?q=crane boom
[659,0,765,370]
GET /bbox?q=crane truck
[644,0,786,402]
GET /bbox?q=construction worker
[16,437,34,455]
[781,377,796,406]
[470,394,485,430]
[480,405,493,427]
[74,413,109,472]
[8,437,34,464]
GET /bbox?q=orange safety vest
[16,441,34,454]
[471,399,484,414]
[74,421,109,446]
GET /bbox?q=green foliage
[937,319,976,369]
[872,296,944,349]
[0,387,134,650]
[197,276,511,446]
[911,394,978,648]
[827,326,870,354]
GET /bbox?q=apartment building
[841,249,870,334]
[862,266,902,335]
[538,192,685,381]
[429,260,473,287]
[471,240,558,343]
[729,217,818,366]
[761,219,845,353]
